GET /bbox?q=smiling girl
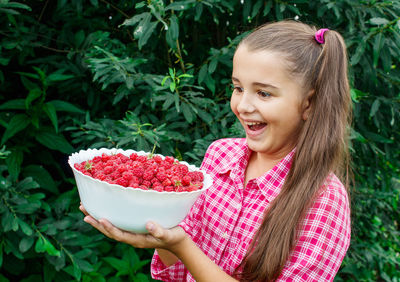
[81,20,352,281]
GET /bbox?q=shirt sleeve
[277,175,351,281]
[150,141,217,281]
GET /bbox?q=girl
[80,20,352,281]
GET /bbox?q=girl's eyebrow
[231,76,278,89]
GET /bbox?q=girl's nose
[236,92,256,113]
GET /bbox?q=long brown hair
[234,21,352,281]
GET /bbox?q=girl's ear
[302,90,314,121]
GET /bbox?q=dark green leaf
[16,177,39,191]
[1,113,30,144]
[181,102,194,123]
[23,165,58,194]
[0,99,25,110]
[198,64,208,84]
[5,150,23,181]
[43,103,58,133]
[74,30,85,48]
[350,41,366,66]
[208,59,218,74]
[19,236,35,252]
[46,73,75,83]
[103,257,129,271]
[25,88,42,109]
[195,3,203,21]
[35,236,60,257]
[166,15,179,49]
[18,218,33,236]
[1,211,17,232]
[35,130,75,154]
[373,33,384,68]
[165,0,195,11]
[370,99,381,117]
[263,1,272,16]
[47,100,85,114]
[251,0,263,19]
[369,17,389,25]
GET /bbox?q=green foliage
[0,0,399,281]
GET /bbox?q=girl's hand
[79,204,187,252]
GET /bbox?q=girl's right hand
[79,203,187,252]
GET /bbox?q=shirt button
[222,232,229,239]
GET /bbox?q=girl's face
[231,45,311,159]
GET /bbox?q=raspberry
[182,175,191,186]
[195,171,204,182]
[142,180,151,187]
[153,155,163,163]
[175,186,185,192]
[94,172,106,181]
[129,153,138,161]
[171,176,182,187]
[186,185,198,192]
[164,156,175,164]
[129,181,139,188]
[131,166,144,178]
[103,166,114,175]
[110,171,121,180]
[178,164,189,175]
[74,163,83,171]
[156,171,167,182]
[143,170,154,181]
[115,177,128,187]
[122,171,133,181]
[131,176,141,184]
[136,155,147,163]
[101,153,110,162]
[162,179,172,187]
[117,153,129,163]
[153,185,164,192]
[164,186,174,192]
[117,164,128,174]
[188,171,204,182]
[92,156,102,163]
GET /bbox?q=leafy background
[0,0,399,281]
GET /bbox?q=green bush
[0,0,399,281]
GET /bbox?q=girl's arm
[80,204,237,282]
[168,233,237,282]
[155,248,179,266]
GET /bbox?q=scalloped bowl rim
[68,147,212,195]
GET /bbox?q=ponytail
[235,21,352,281]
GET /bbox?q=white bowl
[68,148,212,233]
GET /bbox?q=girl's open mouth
[247,122,267,131]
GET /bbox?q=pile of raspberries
[73,152,204,192]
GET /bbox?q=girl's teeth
[247,122,266,131]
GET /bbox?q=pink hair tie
[315,28,329,44]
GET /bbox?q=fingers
[79,203,89,216]
[146,221,165,239]
[83,216,160,248]
[79,204,184,250]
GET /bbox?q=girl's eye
[258,90,271,98]
[233,86,244,93]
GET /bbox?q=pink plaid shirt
[151,138,351,281]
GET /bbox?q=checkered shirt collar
[216,139,295,202]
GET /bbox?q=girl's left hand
[79,204,187,252]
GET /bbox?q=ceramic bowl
[68,148,212,233]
